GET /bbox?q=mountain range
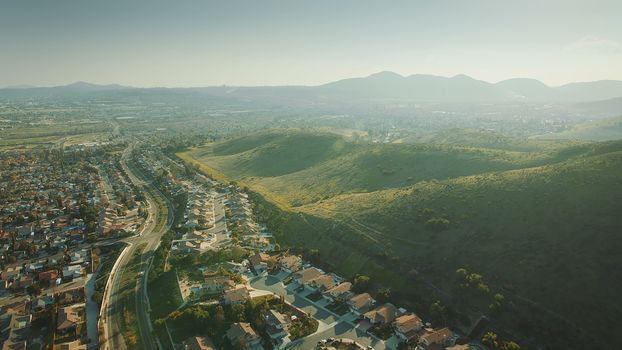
[3,72,622,104]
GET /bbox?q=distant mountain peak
[62,81,128,90]
[451,74,475,80]
[367,71,403,79]
[66,81,98,87]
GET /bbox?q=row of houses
[0,287,88,349]
[275,256,461,350]
[0,247,90,295]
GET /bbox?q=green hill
[179,130,622,350]
[189,130,352,179]
[403,128,579,152]
[538,115,622,141]
[183,129,596,206]
[295,144,622,349]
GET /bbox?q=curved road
[101,145,174,350]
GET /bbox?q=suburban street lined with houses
[249,274,391,350]
[0,132,470,350]
[97,141,465,350]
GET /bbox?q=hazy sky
[1,0,622,87]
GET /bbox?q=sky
[1,0,622,87]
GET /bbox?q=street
[100,145,174,350]
[249,275,391,350]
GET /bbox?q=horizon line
[2,71,622,90]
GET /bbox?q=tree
[377,287,391,303]
[266,256,278,270]
[429,300,447,326]
[231,304,246,322]
[215,305,225,324]
[424,217,450,232]
[482,332,499,349]
[502,341,521,350]
[27,283,42,296]
[353,275,371,293]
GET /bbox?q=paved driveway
[250,275,391,350]
[288,321,388,350]
[250,275,338,324]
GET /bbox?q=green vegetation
[180,129,622,350]
[352,275,371,293]
[118,243,148,348]
[540,115,622,141]
[0,123,111,148]
[163,296,317,348]
[482,332,521,350]
[181,129,576,206]
[148,270,183,319]
[288,316,319,340]
[401,128,576,152]
[93,244,125,306]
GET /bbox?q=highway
[100,145,174,350]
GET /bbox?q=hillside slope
[183,129,598,206]
[294,144,622,349]
[539,115,622,141]
[180,131,622,349]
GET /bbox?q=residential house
[182,336,216,350]
[172,239,212,255]
[57,289,84,306]
[264,309,290,340]
[38,269,59,285]
[248,253,270,273]
[223,285,250,305]
[307,275,335,292]
[26,262,44,273]
[204,275,235,294]
[418,328,454,348]
[279,255,302,273]
[13,275,33,291]
[364,303,399,326]
[293,267,322,286]
[226,322,262,349]
[1,313,31,350]
[222,261,248,274]
[445,345,470,350]
[347,293,376,315]
[32,295,55,311]
[62,265,83,281]
[393,313,424,342]
[57,305,83,334]
[58,340,88,350]
[323,282,353,302]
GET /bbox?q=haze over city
[2,0,622,87]
[1,2,622,350]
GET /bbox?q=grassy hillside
[182,129,596,206]
[401,128,579,152]
[179,130,622,349]
[538,115,622,141]
[302,143,622,338]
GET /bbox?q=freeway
[100,145,174,350]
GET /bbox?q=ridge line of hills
[3,72,622,103]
